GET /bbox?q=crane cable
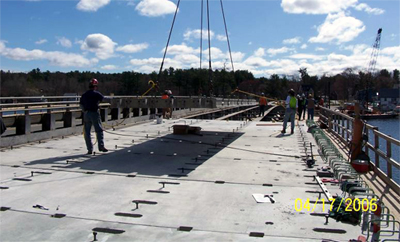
[156,0,181,95]
[206,0,213,97]
[220,0,234,73]
[199,0,203,69]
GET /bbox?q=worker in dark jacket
[259,93,267,117]
[0,117,6,135]
[80,78,108,154]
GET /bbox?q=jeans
[259,105,266,116]
[283,108,296,131]
[84,111,104,151]
[298,107,303,120]
[308,108,314,120]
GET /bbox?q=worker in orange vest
[259,93,267,117]
[161,90,171,119]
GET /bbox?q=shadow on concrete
[275,133,293,138]
[23,131,244,177]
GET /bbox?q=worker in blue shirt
[80,78,108,154]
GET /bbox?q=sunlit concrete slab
[0,119,371,241]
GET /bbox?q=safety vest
[259,97,267,106]
[289,96,297,109]
[161,94,169,100]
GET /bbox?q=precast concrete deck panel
[0,119,366,241]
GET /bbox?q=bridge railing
[319,107,400,192]
[0,96,257,147]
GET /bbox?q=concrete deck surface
[0,119,369,241]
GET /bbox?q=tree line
[1,67,399,100]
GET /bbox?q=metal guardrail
[319,107,400,193]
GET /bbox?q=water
[365,118,400,184]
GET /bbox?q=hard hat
[90,78,99,86]
[261,93,264,95]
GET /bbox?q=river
[365,118,400,184]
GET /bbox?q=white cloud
[380,46,400,62]
[289,53,325,60]
[130,57,180,67]
[315,47,325,51]
[283,37,301,44]
[231,52,245,62]
[75,39,84,45]
[267,47,294,56]
[354,3,384,15]
[127,0,136,6]
[130,58,161,66]
[77,0,110,12]
[300,44,308,49]
[184,29,214,41]
[389,34,397,41]
[163,44,198,55]
[254,48,265,57]
[202,47,225,60]
[127,45,245,73]
[248,42,253,45]
[200,47,245,63]
[341,44,369,55]
[101,65,118,70]
[136,0,176,17]
[0,41,6,52]
[129,57,182,72]
[0,42,97,67]
[57,37,72,48]
[35,39,47,45]
[243,56,269,67]
[174,54,200,64]
[135,65,158,73]
[116,43,149,53]
[281,0,357,14]
[309,12,365,44]
[216,35,227,41]
[81,33,117,60]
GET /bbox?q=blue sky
[0,0,399,77]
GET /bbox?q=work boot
[281,129,286,134]
[99,147,108,152]
[87,150,93,155]
[291,129,294,134]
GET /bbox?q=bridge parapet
[0,96,257,147]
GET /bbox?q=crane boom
[365,28,382,112]
[367,28,382,74]
[231,88,276,101]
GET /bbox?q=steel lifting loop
[140,80,157,98]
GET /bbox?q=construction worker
[281,89,297,134]
[167,90,174,118]
[161,90,170,119]
[80,78,108,154]
[297,94,304,121]
[301,94,307,120]
[0,117,6,135]
[259,93,267,117]
[307,94,316,120]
